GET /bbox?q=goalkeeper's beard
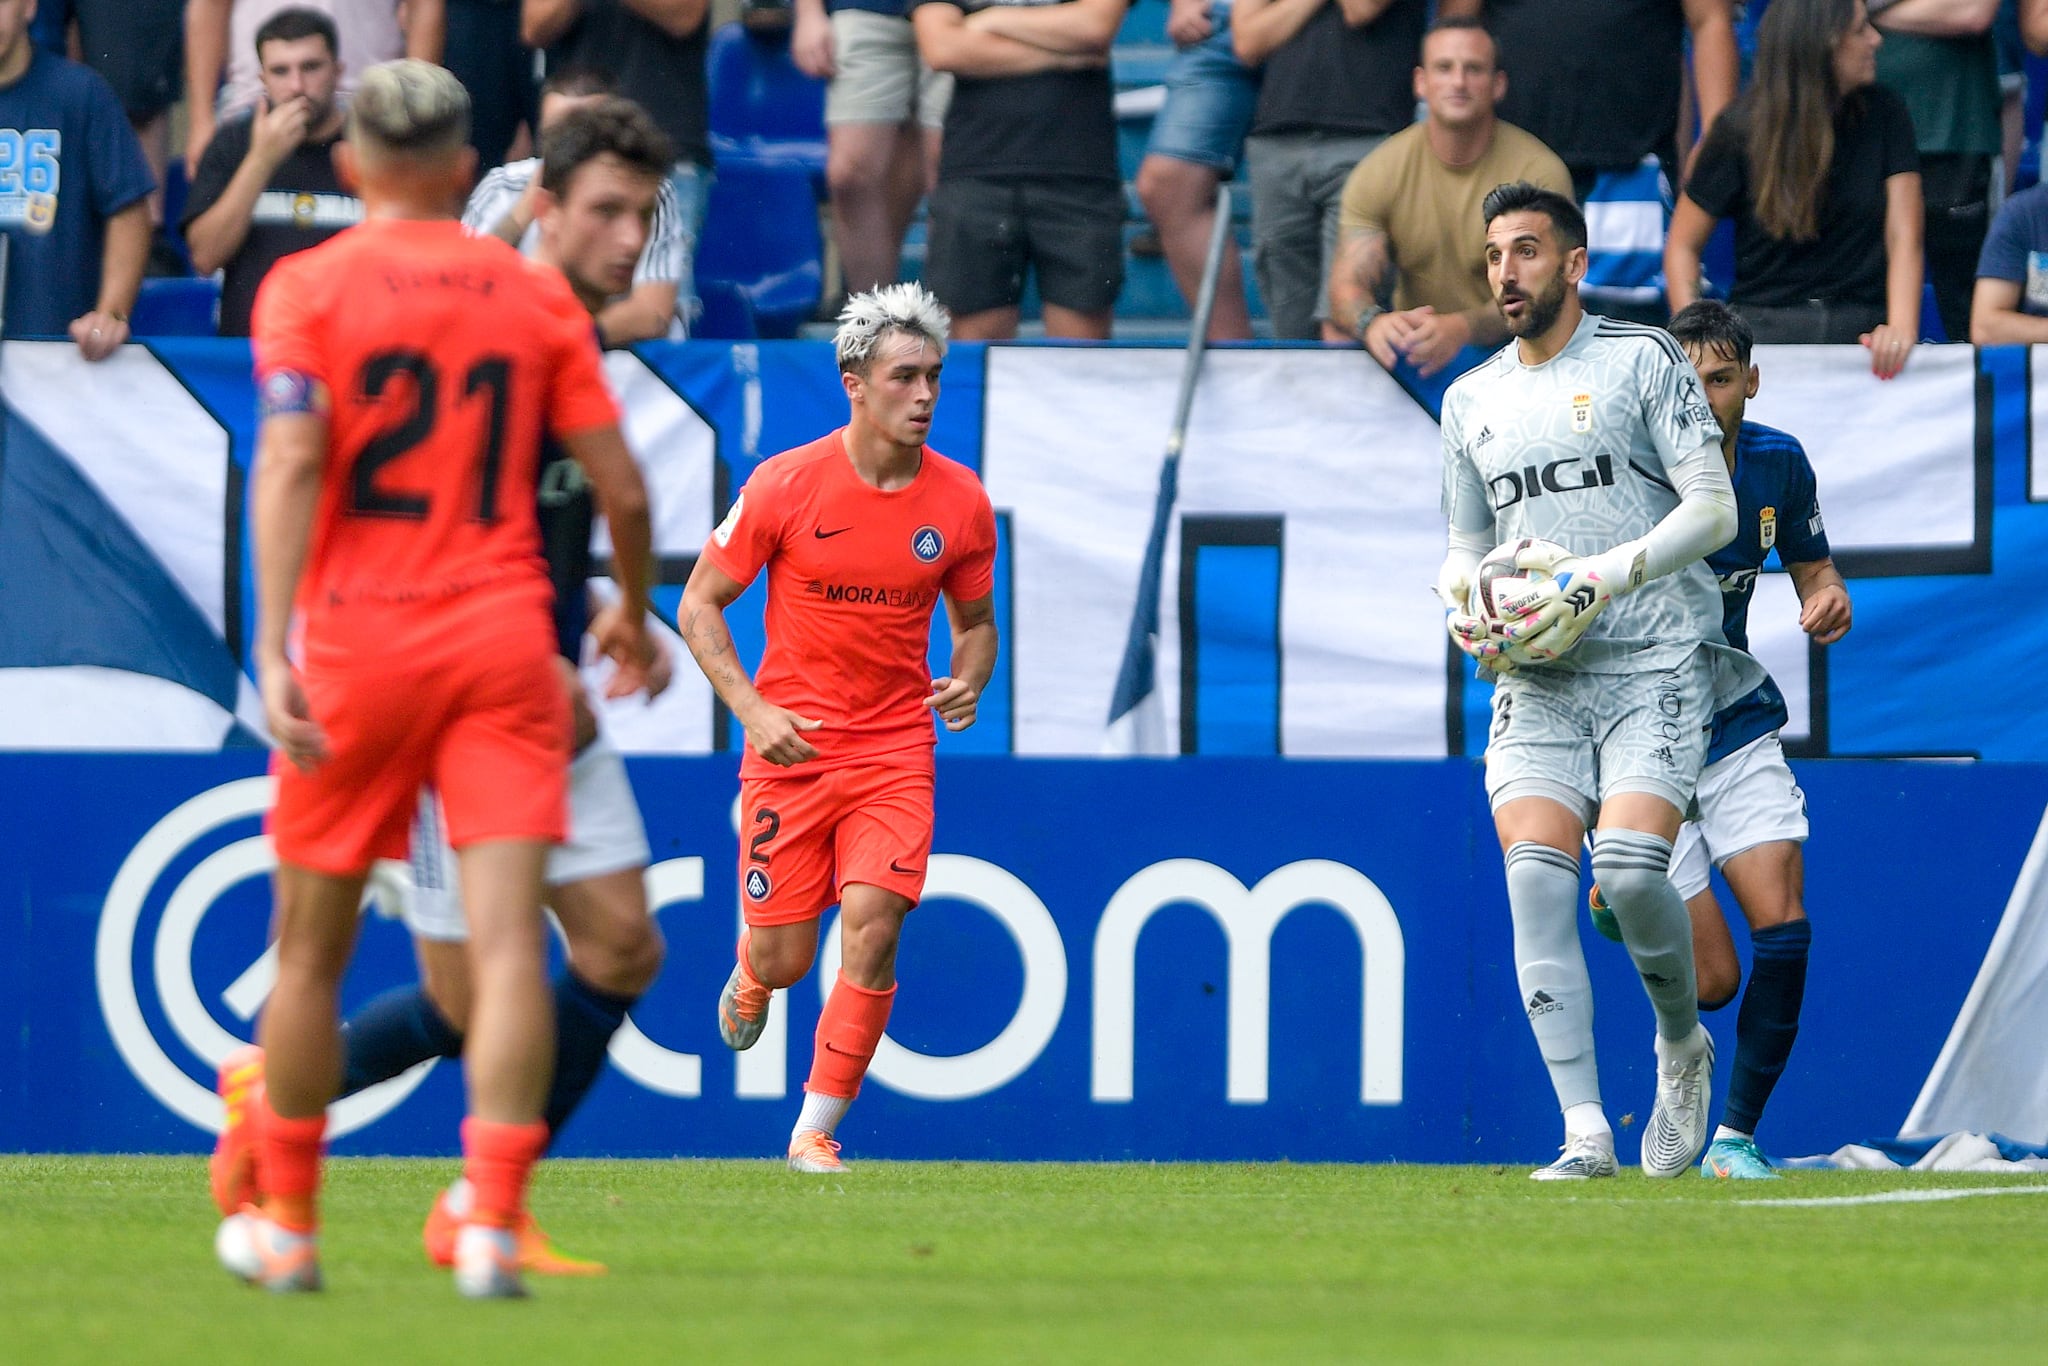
[1499,270,1568,340]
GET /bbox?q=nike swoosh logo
[814,527,852,539]
[888,859,917,875]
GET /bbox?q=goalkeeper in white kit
[1435,182,1759,1180]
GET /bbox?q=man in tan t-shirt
[1325,14,1572,377]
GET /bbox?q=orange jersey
[703,429,997,778]
[251,218,619,669]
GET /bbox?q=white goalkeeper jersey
[1440,311,1730,675]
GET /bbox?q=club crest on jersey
[911,525,944,563]
[1570,392,1593,434]
[1759,506,1777,550]
[744,867,772,901]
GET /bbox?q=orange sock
[258,1104,326,1233]
[461,1118,549,1229]
[737,928,766,990]
[805,972,896,1100]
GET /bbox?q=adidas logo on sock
[1526,990,1562,1019]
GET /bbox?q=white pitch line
[1739,1184,2048,1208]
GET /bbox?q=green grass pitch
[4,1156,2047,1363]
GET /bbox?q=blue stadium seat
[130,277,220,337]
[695,160,823,338]
[707,21,828,189]
[693,278,759,340]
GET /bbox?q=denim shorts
[1144,10,1261,172]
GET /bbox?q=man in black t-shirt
[521,0,713,253]
[181,7,362,336]
[1442,1,1737,322]
[1233,0,1426,340]
[1444,0,1736,195]
[911,0,1130,339]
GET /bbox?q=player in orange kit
[678,281,998,1172]
[218,60,655,1299]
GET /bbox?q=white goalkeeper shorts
[399,734,652,943]
[1669,732,1809,900]
[1484,651,1715,826]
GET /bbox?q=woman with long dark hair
[1665,0,1922,377]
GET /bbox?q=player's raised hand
[743,706,823,766]
[1799,581,1852,645]
[260,662,329,772]
[589,600,655,699]
[926,676,980,731]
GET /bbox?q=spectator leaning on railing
[1870,0,2000,345]
[792,0,953,296]
[1665,0,1923,379]
[0,0,153,359]
[1974,0,2048,342]
[910,0,1131,341]
[1133,0,1261,342]
[184,0,445,177]
[462,67,687,344]
[182,7,362,337]
[1232,0,1428,342]
[1443,0,1739,323]
[1326,15,1571,377]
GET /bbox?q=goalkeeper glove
[1498,543,1644,662]
[1436,566,1512,669]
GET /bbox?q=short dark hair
[541,64,619,102]
[255,6,339,59]
[539,97,676,198]
[1481,181,1587,253]
[1423,14,1497,64]
[1668,298,1755,366]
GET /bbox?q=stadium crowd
[8,0,2048,361]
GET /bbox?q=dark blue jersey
[1705,420,1832,763]
[537,438,594,661]
[537,322,607,661]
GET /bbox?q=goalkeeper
[1433,182,1758,1182]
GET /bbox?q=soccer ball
[1467,537,1571,657]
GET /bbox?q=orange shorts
[737,764,933,925]
[269,633,571,875]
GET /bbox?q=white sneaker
[454,1223,529,1300]
[1642,1025,1716,1177]
[1530,1131,1618,1181]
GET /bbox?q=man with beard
[183,7,363,337]
[1435,181,1756,1181]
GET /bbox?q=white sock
[1713,1125,1751,1144]
[1655,1023,1707,1066]
[1564,1102,1612,1141]
[443,1176,474,1217]
[793,1091,852,1141]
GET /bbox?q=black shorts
[924,175,1125,316]
[75,0,183,123]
